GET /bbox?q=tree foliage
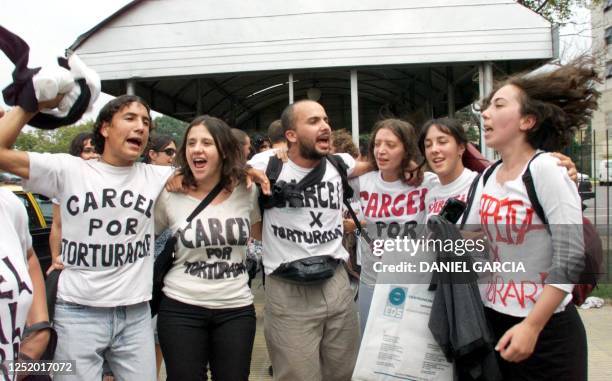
[14,121,94,153]
[517,0,601,24]
[153,116,187,142]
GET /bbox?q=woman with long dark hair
[462,58,598,380]
[155,115,261,381]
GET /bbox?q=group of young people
[0,57,595,381]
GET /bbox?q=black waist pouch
[272,255,339,284]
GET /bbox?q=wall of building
[591,1,612,161]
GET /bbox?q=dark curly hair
[332,129,359,158]
[367,118,420,179]
[69,132,95,157]
[176,115,245,191]
[92,95,151,154]
[480,57,601,152]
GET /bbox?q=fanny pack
[272,255,340,284]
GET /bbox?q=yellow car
[1,181,53,273]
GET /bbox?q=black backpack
[461,152,603,305]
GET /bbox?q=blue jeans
[53,301,155,381]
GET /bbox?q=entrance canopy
[70,0,555,132]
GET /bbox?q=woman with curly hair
[463,58,599,380]
[154,115,262,381]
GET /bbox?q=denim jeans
[53,301,155,381]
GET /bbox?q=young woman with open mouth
[461,59,598,380]
[154,115,261,381]
[354,118,438,334]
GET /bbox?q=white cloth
[154,184,261,309]
[0,188,34,363]
[463,152,583,317]
[425,168,477,220]
[579,296,604,309]
[248,153,356,275]
[24,153,173,307]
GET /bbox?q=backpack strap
[522,152,548,225]
[326,154,353,201]
[482,159,502,186]
[459,160,502,229]
[326,155,372,244]
[459,172,482,229]
[265,155,284,185]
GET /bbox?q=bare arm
[350,161,374,178]
[0,107,35,179]
[250,221,262,241]
[47,203,64,274]
[495,285,567,362]
[19,249,50,360]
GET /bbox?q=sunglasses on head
[160,148,176,156]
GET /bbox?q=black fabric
[485,305,587,381]
[260,155,327,209]
[44,269,61,322]
[325,154,372,245]
[427,215,502,381]
[157,295,256,381]
[0,26,92,130]
[150,182,224,316]
[271,255,340,284]
[460,173,482,229]
[0,25,40,113]
[19,321,58,381]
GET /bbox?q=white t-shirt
[248,153,356,275]
[154,184,261,309]
[425,168,477,220]
[358,171,439,227]
[463,153,583,317]
[357,171,439,284]
[0,188,33,366]
[24,153,173,307]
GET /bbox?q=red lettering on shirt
[479,194,542,245]
[361,190,428,218]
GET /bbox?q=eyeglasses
[82,147,96,154]
[161,148,176,156]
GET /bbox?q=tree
[517,0,601,25]
[153,116,187,142]
[14,121,94,153]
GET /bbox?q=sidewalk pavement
[160,279,612,381]
[580,305,612,381]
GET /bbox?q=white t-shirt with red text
[425,168,477,220]
[358,170,439,226]
[357,171,439,284]
[463,153,583,317]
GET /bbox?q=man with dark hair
[248,100,360,381]
[267,119,287,149]
[0,94,173,380]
